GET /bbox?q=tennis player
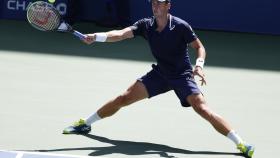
[63,0,254,157]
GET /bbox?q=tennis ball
[48,0,55,3]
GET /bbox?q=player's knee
[195,105,211,118]
[191,98,211,118]
[115,94,133,107]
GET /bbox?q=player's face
[151,0,170,18]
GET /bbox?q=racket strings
[27,2,60,31]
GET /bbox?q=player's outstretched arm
[83,27,134,44]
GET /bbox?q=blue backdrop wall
[1,0,279,35]
[129,0,280,35]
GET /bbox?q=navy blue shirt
[130,15,197,77]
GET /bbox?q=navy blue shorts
[137,68,201,107]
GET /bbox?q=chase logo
[6,0,67,15]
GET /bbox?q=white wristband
[195,58,205,69]
[95,33,107,42]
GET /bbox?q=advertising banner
[0,0,69,20]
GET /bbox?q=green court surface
[0,20,279,158]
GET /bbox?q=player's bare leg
[63,81,148,134]
[187,93,232,135]
[187,93,254,157]
[97,81,149,118]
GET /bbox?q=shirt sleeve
[182,22,197,44]
[129,19,148,39]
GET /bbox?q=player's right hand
[83,34,95,44]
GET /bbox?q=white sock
[85,112,101,126]
[227,130,244,145]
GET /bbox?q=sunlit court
[0,0,279,158]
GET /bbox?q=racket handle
[73,30,87,40]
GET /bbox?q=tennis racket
[26,1,86,40]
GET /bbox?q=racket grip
[73,30,87,40]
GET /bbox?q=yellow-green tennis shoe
[63,119,91,134]
[237,143,255,157]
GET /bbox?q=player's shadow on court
[36,134,243,158]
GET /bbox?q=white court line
[15,152,23,158]
[0,150,108,158]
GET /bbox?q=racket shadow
[33,134,244,158]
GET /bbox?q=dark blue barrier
[130,0,280,35]
[1,0,279,35]
[77,0,130,27]
[0,0,127,26]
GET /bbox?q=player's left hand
[193,66,207,86]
